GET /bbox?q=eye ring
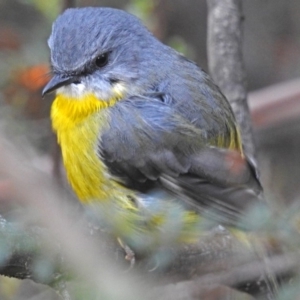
[95,52,109,68]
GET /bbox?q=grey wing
[99,97,263,225]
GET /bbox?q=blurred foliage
[167,35,196,60]
[21,0,61,21]
[126,0,156,31]
[128,0,155,17]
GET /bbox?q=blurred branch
[0,215,63,283]
[206,0,257,166]
[0,206,297,299]
[249,78,300,130]
[0,212,120,286]
[152,252,298,300]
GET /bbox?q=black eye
[95,53,109,68]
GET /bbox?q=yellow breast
[50,93,128,203]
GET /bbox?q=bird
[42,7,263,251]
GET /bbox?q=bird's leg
[117,237,136,271]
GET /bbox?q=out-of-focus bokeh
[0,0,300,299]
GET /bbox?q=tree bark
[207,0,257,168]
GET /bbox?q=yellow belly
[58,113,112,201]
[50,93,132,204]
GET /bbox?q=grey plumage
[100,95,262,224]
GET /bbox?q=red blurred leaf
[16,64,51,91]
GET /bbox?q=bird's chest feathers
[50,94,114,202]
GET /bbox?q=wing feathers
[99,96,262,224]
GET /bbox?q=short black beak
[42,74,77,97]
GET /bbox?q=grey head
[43,7,171,100]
